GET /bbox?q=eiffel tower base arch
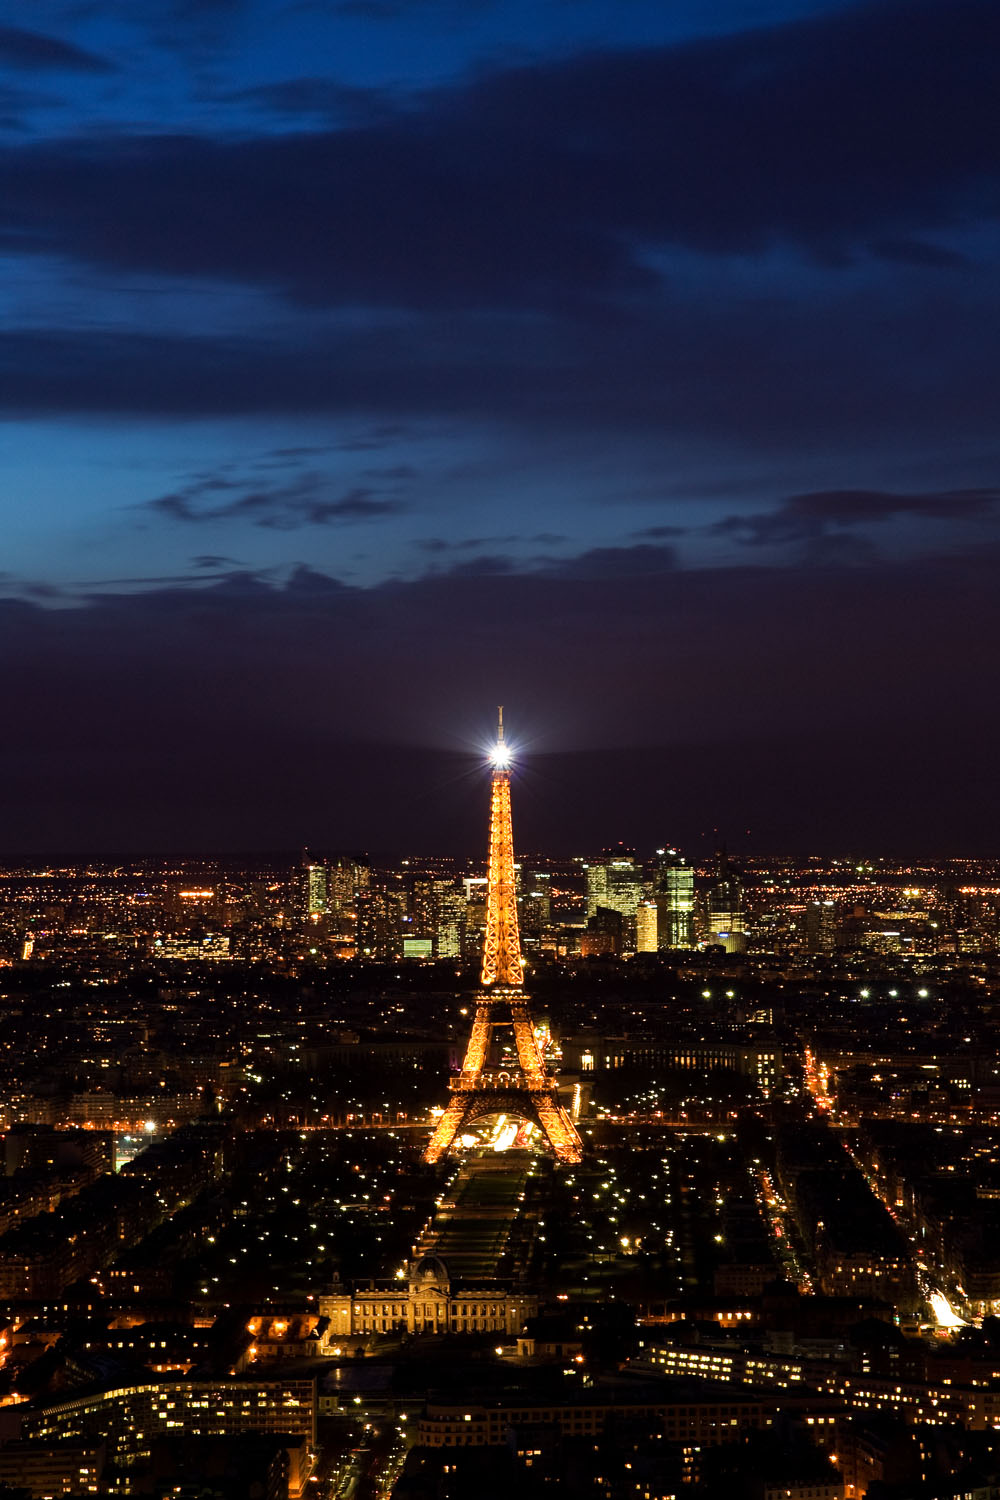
[424,1086,582,1164]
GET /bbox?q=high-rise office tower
[585,848,644,921]
[356,888,404,960]
[304,863,328,917]
[704,849,746,954]
[655,848,696,949]
[585,859,608,917]
[804,899,837,954]
[519,870,552,937]
[433,881,467,958]
[404,875,437,942]
[327,857,370,918]
[635,900,658,953]
[585,847,645,954]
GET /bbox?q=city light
[1,768,998,1495]
[929,1292,966,1330]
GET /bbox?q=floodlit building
[635,900,658,953]
[655,848,696,949]
[585,850,644,922]
[704,851,746,953]
[318,1255,537,1342]
[304,863,328,916]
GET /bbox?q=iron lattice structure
[424,711,583,1165]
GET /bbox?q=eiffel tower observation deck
[424,709,583,1165]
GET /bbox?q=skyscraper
[304,864,328,917]
[804,899,837,954]
[356,888,404,960]
[433,881,467,958]
[635,900,658,953]
[585,848,644,921]
[327,856,370,917]
[655,848,696,949]
[519,870,552,939]
[703,850,746,954]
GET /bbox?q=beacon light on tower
[489,707,511,768]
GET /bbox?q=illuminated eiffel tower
[424,710,583,1165]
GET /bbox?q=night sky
[1,0,998,855]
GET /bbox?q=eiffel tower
[424,709,582,1165]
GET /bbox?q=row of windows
[354,1316,508,1333]
[434,1405,772,1427]
[351,1301,507,1316]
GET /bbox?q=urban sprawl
[1,820,1000,1499]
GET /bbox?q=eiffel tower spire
[424,711,582,1165]
[481,706,522,989]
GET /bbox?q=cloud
[0,1,995,309]
[146,469,408,529]
[444,553,517,576]
[870,237,973,270]
[84,568,265,588]
[333,427,411,452]
[5,252,993,460]
[0,25,114,73]
[364,464,420,481]
[191,553,242,568]
[414,538,677,576]
[414,534,521,554]
[543,543,678,578]
[0,81,63,126]
[714,487,1000,546]
[222,76,394,125]
[633,524,688,539]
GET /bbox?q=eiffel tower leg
[531,1093,583,1164]
[460,1003,493,1076]
[511,1006,546,1084]
[424,1095,471,1164]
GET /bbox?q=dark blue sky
[1,0,998,853]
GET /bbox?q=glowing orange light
[425,708,581,1165]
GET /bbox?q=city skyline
[2,0,998,851]
[1,674,1000,1496]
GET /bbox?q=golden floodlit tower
[424,709,583,1165]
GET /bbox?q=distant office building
[635,900,658,953]
[462,876,488,961]
[655,848,695,949]
[304,864,328,917]
[433,881,467,958]
[585,860,607,916]
[327,857,370,918]
[404,875,437,941]
[585,849,644,922]
[519,870,552,936]
[804,899,837,953]
[356,889,404,960]
[704,850,746,954]
[581,906,626,958]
